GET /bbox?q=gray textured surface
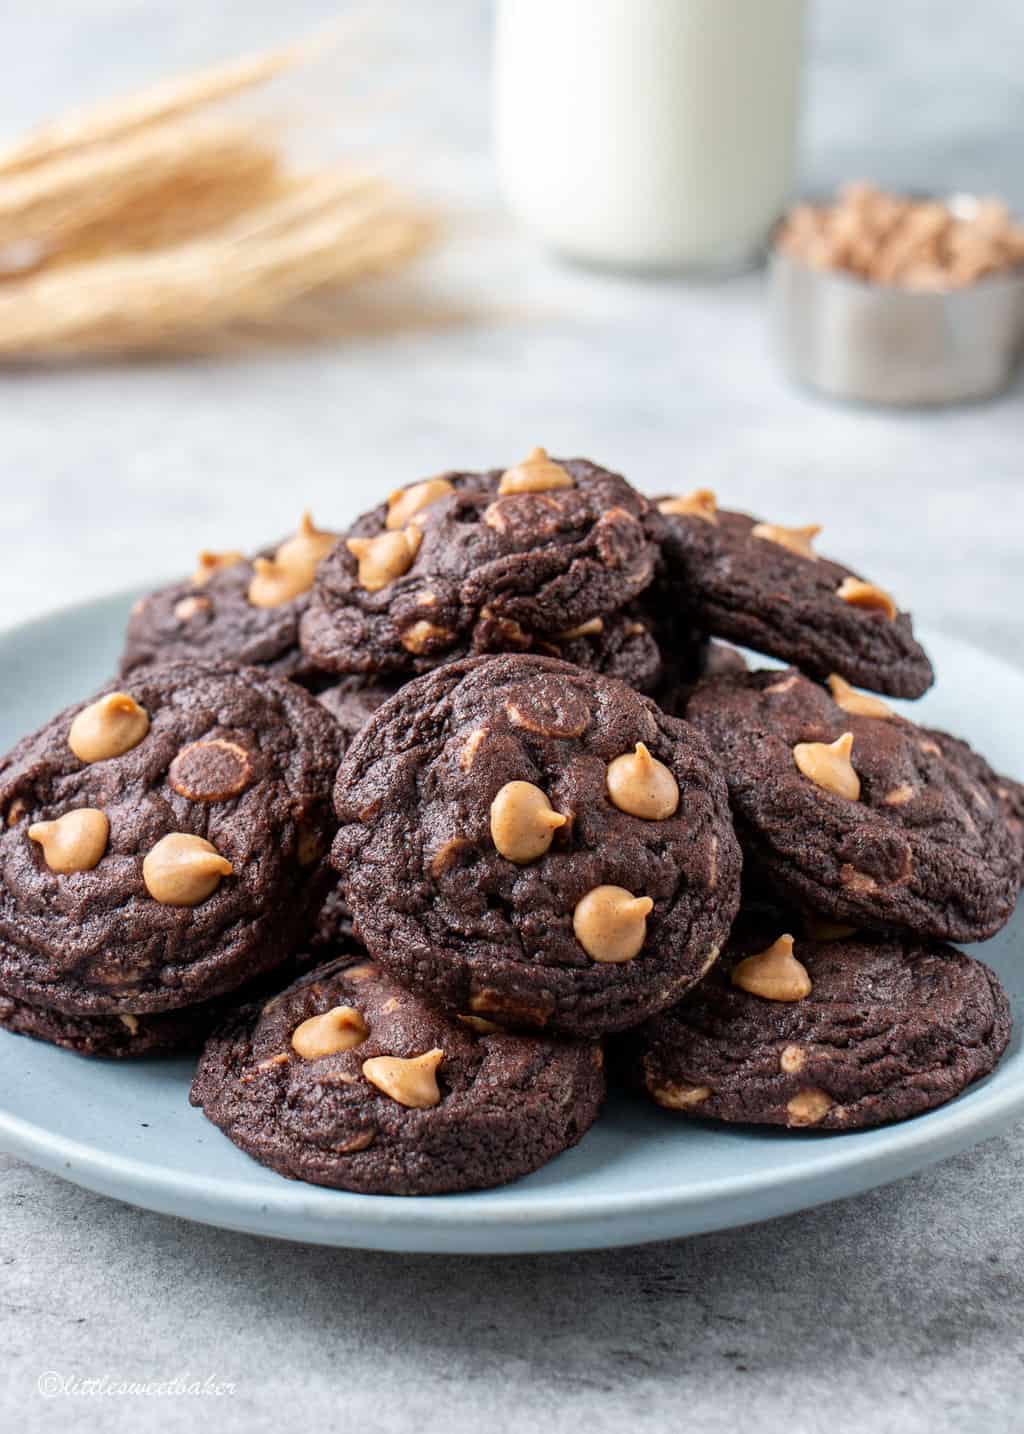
[1,2,1022,1430]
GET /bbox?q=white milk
[494,0,807,271]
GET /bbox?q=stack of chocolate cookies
[1,450,1018,1195]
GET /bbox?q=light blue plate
[0,595,1020,1253]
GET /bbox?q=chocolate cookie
[300,452,662,677]
[620,928,1011,1129]
[190,956,606,1195]
[0,661,339,1015]
[0,984,225,1059]
[687,668,1019,942]
[332,654,741,1037]
[317,676,404,750]
[653,489,933,697]
[121,513,339,683]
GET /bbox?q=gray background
[1,2,1022,1430]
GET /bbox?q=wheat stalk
[0,41,310,178]
[0,29,437,358]
[0,175,434,356]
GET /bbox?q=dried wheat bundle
[0,34,436,358]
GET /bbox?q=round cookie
[620,928,1011,1130]
[121,512,340,684]
[0,661,340,1015]
[318,675,405,749]
[687,668,1019,942]
[332,653,742,1037]
[0,984,227,1059]
[653,489,933,697]
[190,956,606,1195]
[300,452,662,677]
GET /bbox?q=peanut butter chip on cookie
[174,595,210,623]
[558,617,604,639]
[275,511,337,575]
[192,550,245,586]
[836,577,897,620]
[248,512,338,607]
[606,743,679,820]
[69,693,150,764]
[292,1005,369,1059]
[169,740,253,802]
[787,1088,833,1126]
[573,885,653,963]
[386,477,455,529]
[347,527,421,592]
[731,935,812,1002]
[657,488,718,523]
[362,1049,444,1108]
[826,673,894,719]
[650,1081,712,1109]
[490,781,567,863]
[29,808,109,874]
[247,556,310,608]
[751,522,822,559]
[400,619,450,654]
[498,447,575,495]
[793,731,861,801]
[142,833,233,905]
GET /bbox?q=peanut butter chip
[558,617,604,639]
[386,477,454,529]
[247,511,338,608]
[490,781,567,863]
[192,550,244,586]
[606,743,679,821]
[362,1049,444,1108]
[247,556,310,609]
[573,885,653,963]
[142,833,233,905]
[651,1081,712,1109]
[347,527,421,592]
[787,1088,833,1126]
[751,521,822,560]
[731,935,812,1002]
[29,808,109,874]
[884,784,916,806]
[780,1044,805,1073]
[836,576,897,620]
[275,510,337,575]
[826,673,894,719]
[174,595,210,623]
[169,739,253,801]
[400,619,450,654]
[69,693,150,764]
[793,731,861,801]
[498,447,575,495]
[657,488,718,523]
[291,1005,369,1059]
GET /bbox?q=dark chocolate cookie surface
[0,983,222,1059]
[653,493,933,697]
[0,661,339,1015]
[190,956,606,1195]
[620,928,1011,1130]
[300,454,662,677]
[332,654,741,1037]
[687,668,1019,942]
[121,514,340,683]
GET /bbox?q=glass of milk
[494,0,807,273]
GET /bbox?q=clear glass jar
[495,0,807,273]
